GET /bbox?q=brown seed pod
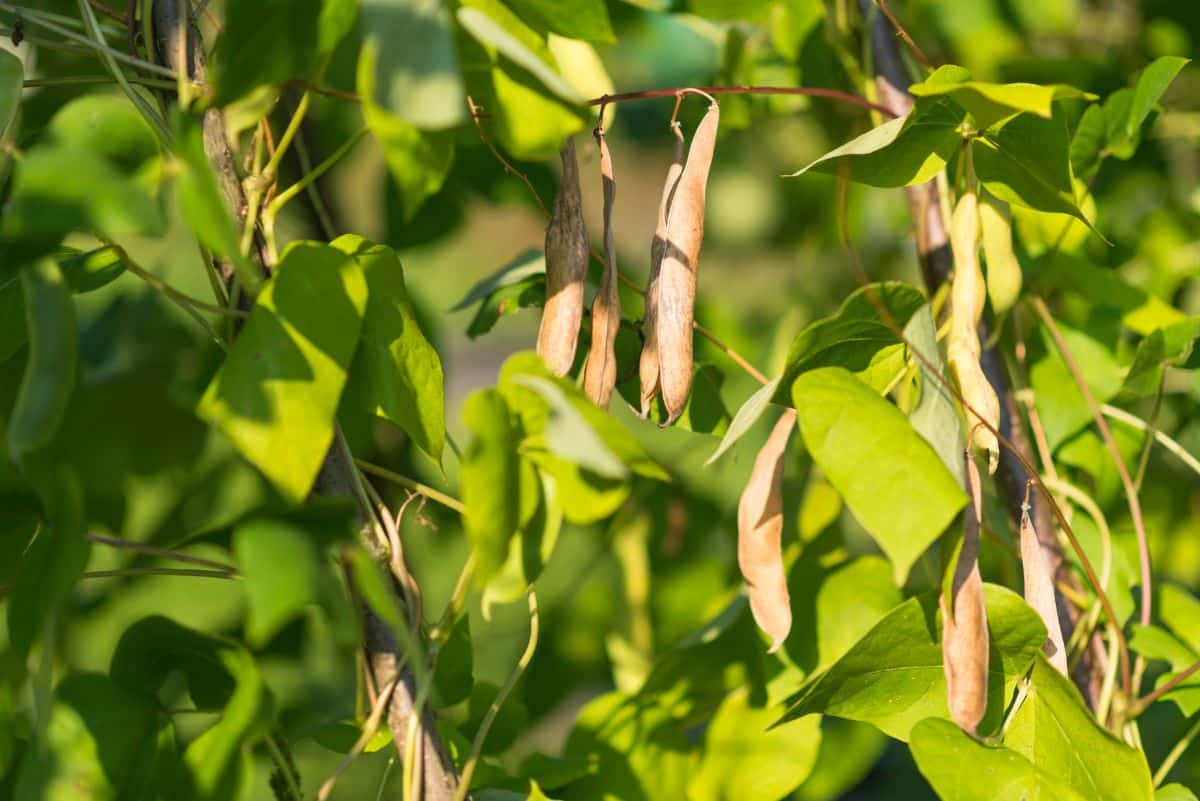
[657,102,719,424]
[947,183,1000,473]
[582,126,620,407]
[737,408,795,653]
[537,139,589,376]
[638,122,686,417]
[941,452,989,735]
[1020,500,1069,675]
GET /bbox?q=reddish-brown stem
[874,0,932,70]
[1132,660,1200,717]
[88,0,126,23]
[1031,297,1152,631]
[588,85,894,117]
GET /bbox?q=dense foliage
[0,1,1198,800]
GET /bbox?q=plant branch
[1032,297,1152,632]
[354,459,466,515]
[587,85,893,116]
[1102,403,1200,478]
[453,590,539,801]
[86,533,238,573]
[1133,660,1200,717]
[872,0,932,70]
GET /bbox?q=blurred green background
[2,0,1199,798]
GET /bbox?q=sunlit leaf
[197,242,367,502]
[461,388,521,582]
[792,367,966,583]
[909,65,1095,129]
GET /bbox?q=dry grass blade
[583,126,621,407]
[1020,498,1069,674]
[946,181,1000,473]
[657,102,719,423]
[942,452,990,735]
[638,122,686,416]
[537,139,589,376]
[737,409,796,652]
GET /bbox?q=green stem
[77,0,171,143]
[80,568,237,580]
[23,75,178,90]
[122,255,248,319]
[1154,714,1200,786]
[86,533,237,573]
[318,678,399,801]
[453,590,539,801]
[265,126,367,228]
[354,459,466,515]
[1102,403,1200,478]
[0,3,176,79]
[263,732,304,801]
[110,247,232,349]
[1133,371,1167,491]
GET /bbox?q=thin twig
[1102,404,1200,478]
[121,254,249,318]
[874,0,932,69]
[1154,713,1200,786]
[86,533,238,573]
[1133,660,1200,717]
[318,678,400,801]
[80,568,237,580]
[1031,298,1152,631]
[87,0,125,23]
[453,590,539,801]
[355,459,465,515]
[587,85,893,116]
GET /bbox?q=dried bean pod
[1020,502,1069,674]
[638,122,686,417]
[941,452,989,735]
[737,408,795,652]
[657,102,719,424]
[582,126,620,407]
[537,139,589,376]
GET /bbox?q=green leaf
[499,352,669,482]
[59,245,127,294]
[787,99,964,187]
[46,94,159,172]
[360,0,469,129]
[1,144,164,265]
[904,304,964,485]
[1157,786,1199,801]
[6,466,89,660]
[1119,318,1200,399]
[1028,319,1122,451]
[1070,103,1107,178]
[563,691,692,801]
[791,367,967,583]
[706,376,781,465]
[506,0,613,42]
[312,720,393,754]
[453,249,545,311]
[1124,57,1190,141]
[778,584,1046,740]
[1004,657,1154,801]
[689,691,821,801]
[909,66,1095,129]
[793,719,887,801]
[8,259,77,462]
[233,518,325,647]
[358,41,456,223]
[774,282,926,404]
[0,49,21,138]
[432,615,474,706]
[461,388,521,582]
[515,376,627,478]
[209,0,354,106]
[14,673,174,801]
[197,242,367,502]
[110,617,272,801]
[457,2,581,105]
[468,275,546,337]
[333,235,446,464]
[911,717,1089,801]
[786,555,904,676]
[173,112,259,292]
[632,364,732,436]
[973,111,1098,232]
